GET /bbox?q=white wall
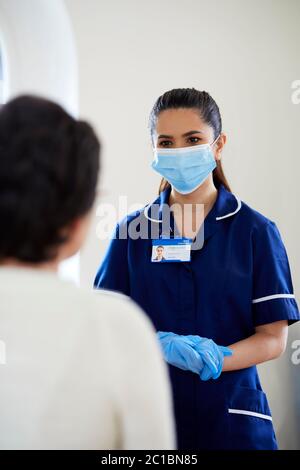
[65,0,300,448]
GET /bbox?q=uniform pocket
[226,384,278,450]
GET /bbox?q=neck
[169,177,218,213]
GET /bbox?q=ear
[215,133,227,161]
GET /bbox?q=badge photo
[151,238,192,263]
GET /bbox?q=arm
[94,221,130,296]
[223,220,298,373]
[222,320,288,372]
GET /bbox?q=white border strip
[252,294,295,304]
[153,143,210,155]
[228,408,272,421]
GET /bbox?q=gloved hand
[157,331,204,374]
[190,337,233,381]
[157,331,233,381]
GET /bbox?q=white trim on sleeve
[228,408,272,421]
[252,294,295,304]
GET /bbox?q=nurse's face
[153,108,224,160]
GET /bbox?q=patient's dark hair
[0,95,100,263]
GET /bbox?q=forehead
[155,108,211,135]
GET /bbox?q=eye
[158,140,173,147]
[188,136,201,144]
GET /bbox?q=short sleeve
[252,221,300,327]
[93,221,130,296]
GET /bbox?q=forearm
[222,330,287,372]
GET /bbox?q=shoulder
[216,185,280,237]
[120,209,144,226]
[237,197,284,249]
[91,288,156,335]
[91,289,164,371]
[238,197,272,226]
[238,197,276,232]
[64,283,157,348]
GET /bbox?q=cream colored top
[0,267,175,450]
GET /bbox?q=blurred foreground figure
[0,95,175,450]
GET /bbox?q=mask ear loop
[210,134,221,147]
[210,134,222,162]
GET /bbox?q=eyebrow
[157,130,204,139]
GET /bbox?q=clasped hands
[157,331,233,381]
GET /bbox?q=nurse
[94,88,300,450]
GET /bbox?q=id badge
[151,238,192,263]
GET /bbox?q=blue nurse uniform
[94,184,300,450]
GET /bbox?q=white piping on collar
[144,193,242,223]
[143,204,161,223]
[215,194,242,221]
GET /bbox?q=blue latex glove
[157,331,204,374]
[157,332,233,381]
[191,337,233,381]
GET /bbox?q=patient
[0,96,175,450]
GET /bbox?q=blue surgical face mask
[151,136,219,195]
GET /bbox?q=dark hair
[149,88,231,193]
[0,95,100,263]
